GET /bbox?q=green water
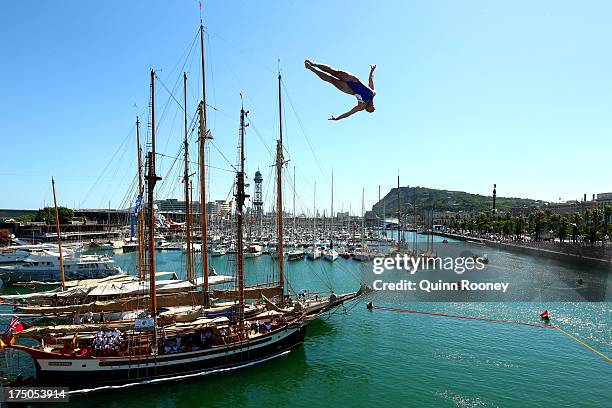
[2,235,611,407]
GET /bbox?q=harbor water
[1,233,610,407]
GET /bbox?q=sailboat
[287,168,305,261]
[306,181,322,260]
[2,64,309,389]
[353,188,373,262]
[0,17,372,389]
[306,247,322,260]
[323,172,338,262]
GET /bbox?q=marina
[0,235,610,406]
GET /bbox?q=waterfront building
[206,200,232,220]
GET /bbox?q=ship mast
[51,177,65,290]
[199,20,210,307]
[397,172,401,249]
[235,105,249,333]
[293,166,297,242]
[276,72,285,294]
[183,73,193,282]
[362,187,365,247]
[146,69,161,324]
[313,181,316,238]
[330,171,334,249]
[379,184,384,247]
[136,116,145,280]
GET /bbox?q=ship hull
[22,323,307,389]
[0,267,122,284]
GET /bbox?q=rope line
[554,326,612,363]
[370,305,554,328]
[369,305,611,363]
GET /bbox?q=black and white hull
[13,321,307,390]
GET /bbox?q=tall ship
[0,19,368,389]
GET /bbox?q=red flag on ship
[1,317,27,346]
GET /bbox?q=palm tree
[603,205,612,242]
[514,213,525,240]
[533,210,546,241]
[557,214,570,243]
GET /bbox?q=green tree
[500,212,512,236]
[531,210,546,241]
[514,213,525,239]
[35,207,74,224]
[604,205,612,241]
[557,214,570,243]
[15,214,36,222]
[548,213,560,240]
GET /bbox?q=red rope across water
[369,305,612,362]
[370,305,555,329]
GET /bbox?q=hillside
[371,186,545,216]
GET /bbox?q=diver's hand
[370,64,376,71]
[328,115,337,121]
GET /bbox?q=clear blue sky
[1,1,611,214]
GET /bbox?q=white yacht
[0,252,123,285]
[0,240,78,264]
[157,241,184,251]
[306,247,322,260]
[323,248,339,262]
[210,246,227,257]
[287,249,305,261]
[244,244,263,258]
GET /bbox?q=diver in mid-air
[305,60,376,120]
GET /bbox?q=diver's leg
[306,64,353,94]
[309,61,359,82]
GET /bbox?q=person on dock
[305,60,376,120]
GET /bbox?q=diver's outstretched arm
[329,103,366,121]
[369,64,376,90]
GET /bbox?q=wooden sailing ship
[3,46,308,388]
[0,18,370,390]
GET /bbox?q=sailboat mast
[276,73,284,292]
[51,177,65,290]
[313,181,316,237]
[382,187,386,237]
[199,21,210,307]
[397,172,401,248]
[330,171,334,249]
[380,184,384,246]
[136,116,145,280]
[183,73,193,282]
[190,180,195,274]
[293,166,297,239]
[362,187,365,246]
[236,106,248,331]
[146,69,161,319]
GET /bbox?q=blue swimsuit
[346,81,375,104]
